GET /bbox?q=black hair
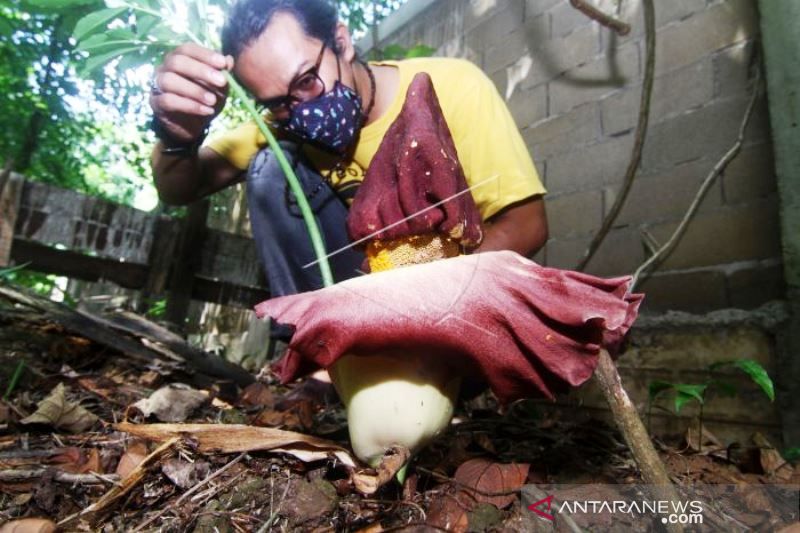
[221,0,339,59]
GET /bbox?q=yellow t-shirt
[206,57,545,220]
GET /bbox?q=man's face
[234,11,353,121]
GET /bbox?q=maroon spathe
[255,251,643,404]
[347,72,483,248]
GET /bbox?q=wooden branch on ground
[0,469,119,484]
[0,284,254,387]
[569,0,631,36]
[593,349,682,533]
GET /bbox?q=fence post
[165,200,210,329]
[139,214,181,313]
[0,172,23,268]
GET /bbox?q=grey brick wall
[371,0,782,313]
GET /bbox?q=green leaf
[78,37,141,55]
[20,0,96,12]
[673,383,707,403]
[785,447,800,463]
[381,43,407,60]
[147,23,180,43]
[732,359,775,402]
[135,13,160,37]
[405,44,436,58]
[73,7,126,41]
[78,45,141,76]
[674,390,702,413]
[116,49,148,72]
[648,380,674,401]
[0,17,13,38]
[0,262,31,280]
[75,32,106,51]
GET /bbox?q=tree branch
[631,62,762,290]
[576,0,655,271]
[569,0,631,36]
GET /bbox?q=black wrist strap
[151,117,209,156]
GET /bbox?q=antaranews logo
[525,490,704,526]
[524,484,800,530]
[527,495,554,521]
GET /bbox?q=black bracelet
[150,117,209,156]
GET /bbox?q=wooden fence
[0,174,269,324]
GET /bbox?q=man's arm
[150,43,239,205]
[476,195,548,257]
[152,145,243,205]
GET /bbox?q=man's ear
[334,21,356,63]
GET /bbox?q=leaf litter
[0,296,798,531]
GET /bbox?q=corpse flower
[255,73,643,467]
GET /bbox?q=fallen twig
[631,63,762,289]
[58,437,180,527]
[576,0,655,271]
[569,0,631,36]
[593,349,682,533]
[0,469,119,485]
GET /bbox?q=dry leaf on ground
[352,446,410,495]
[115,422,356,467]
[453,458,529,509]
[161,458,211,489]
[115,440,149,478]
[20,383,98,433]
[0,518,57,533]
[131,384,207,422]
[685,422,723,454]
[426,493,469,533]
[237,382,274,409]
[51,447,101,474]
[753,433,794,481]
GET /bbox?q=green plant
[784,447,800,464]
[371,43,436,61]
[1,265,77,306]
[647,358,775,450]
[3,360,26,401]
[144,297,167,318]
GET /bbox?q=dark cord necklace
[360,60,377,125]
[329,60,377,181]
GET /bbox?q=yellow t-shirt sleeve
[205,121,266,171]
[443,61,546,220]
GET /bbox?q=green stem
[225,73,334,287]
[4,360,25,401]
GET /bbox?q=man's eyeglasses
[257,42,327,116]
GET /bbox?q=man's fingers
[174,42,228,70]
[161,52,227,88]
[152,91,215,116]
[157,71,219,107]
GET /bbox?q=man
[149,0,548,369]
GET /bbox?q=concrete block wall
[369,0,783,314]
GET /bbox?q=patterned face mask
[282,81,364,154]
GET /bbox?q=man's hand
[150,43,233,142]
